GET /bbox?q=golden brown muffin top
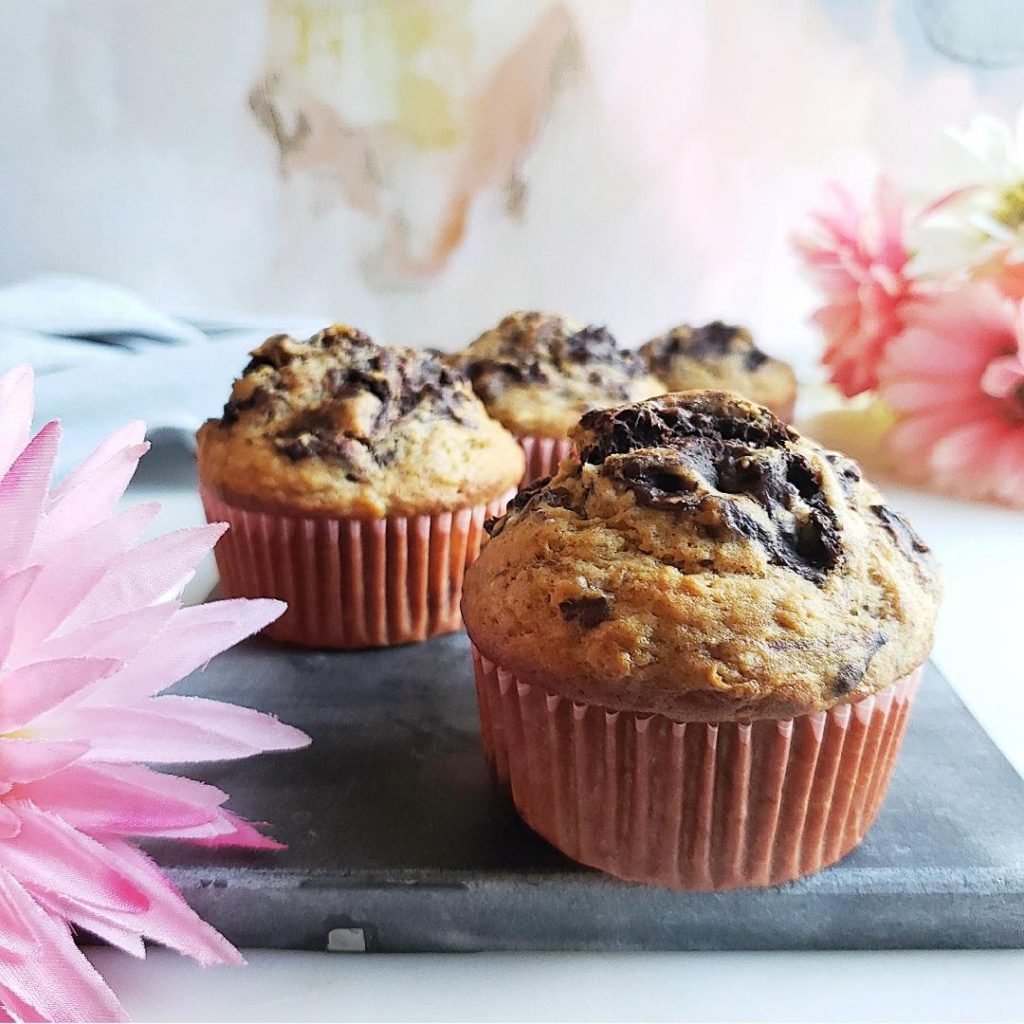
[196,325,524,518]
[641,321,797,417]
[455,311,664,438]
[462,391,941,721]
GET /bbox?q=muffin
[457,311,663,484]
[462,391,941,890]
[641,321,797,420]
[197,325,524,648]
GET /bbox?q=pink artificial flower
[795,179,919,397]
[0,364,310,1021]
[878,283,1024,507]
[972,247,1024,302]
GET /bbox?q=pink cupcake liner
[517,435,574,487]
[201,487,512,649]
[471,646,921,891]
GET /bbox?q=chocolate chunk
[558,594,613,628]
[241,334,294,374]
[643,321,772,376]
[221,386,273,425]
[465,357,549,402]
[825,451,862,501]
[222,328,476,466]
[833,632,887,695]
[593,398,841,584]
[579,397,794,465]
[507,475,552,515]
[488,479,575,537]
[275,433,370,479]
[610,450,706,509]
[871,504,933,568]
[461,313,645,407]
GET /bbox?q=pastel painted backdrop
[3,0,1024,369]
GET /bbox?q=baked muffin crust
[197,325,524,517]
[462,391,941,720]
[641,321,797,417]
[457,311,664,438]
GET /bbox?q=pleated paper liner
[471,646,922,891]
[517,435,573,487]
[201,487,512,649]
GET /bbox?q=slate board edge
[161,654,1024,953]
[165,864,1024,952]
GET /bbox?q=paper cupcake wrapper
[201,487,512,649]
[471,646,921,891]
[517,435,574,487]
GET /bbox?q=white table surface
[33,350,1024,1022]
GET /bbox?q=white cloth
[0,274,327,474]
[0,274,213,375]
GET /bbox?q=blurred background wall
[3,0,1024,368]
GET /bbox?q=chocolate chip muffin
[463,391,940,890]
[197,325,523,648]
[641,321,797,420]
[199,326,522,518]
[456,311,664,484]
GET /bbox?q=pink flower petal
[0,566,41,664]
[87,694,308,763]
[12,763,230,836]
[887,409,975,458]
[32,601,178,664]
[32,890,146,959]
[0,740,89,785]
[929,420,1007,478]
[34,440,150,558]
[61,698,305,764]
[188,810,285,851]
[0,422,61,571]
[981,353,1024,399]
[59,524,227,633]
[0,867,127,1023]
[86,597,286,704]
[0,657,120,733]
[882,377,985,413]
[0,807,20,841]
[0,365,35,484]
[48,421,146,505]
[0,804,149,915]
[94,838,244,967]
[9,502,161,659]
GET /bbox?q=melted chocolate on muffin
[219,326,473,478]
[460,312,647,404]
[576,394,842,585]
[642,321,771,377]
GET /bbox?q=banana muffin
[456,311,663,483]
[198,325,523,648]
[641,321,797,420]
[462,391,941,889]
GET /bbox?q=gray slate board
[149,632,1024,952]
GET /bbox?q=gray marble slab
[148,632,1024,952]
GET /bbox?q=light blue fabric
[0,273,328,475]
[0,274,213,376]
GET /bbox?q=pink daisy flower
[878,283,1024,507]
[0,364,309,1021]
[795,179,919,397]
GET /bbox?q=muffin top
[641,321,797,417]
[196,325,524,517]
[462,391,941,721]
[456,311,664,438]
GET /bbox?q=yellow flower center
[995,181,1024,231]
